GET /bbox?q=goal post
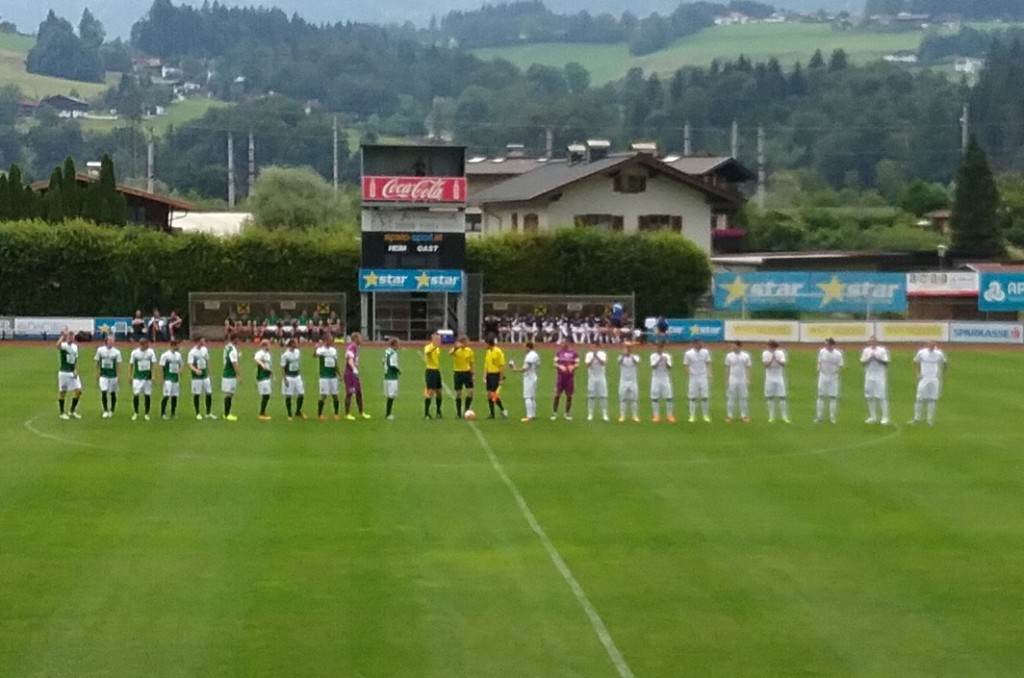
[188,292,347,341]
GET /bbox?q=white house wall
[480,172,714,252]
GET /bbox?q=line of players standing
[54,329,949,426]
[54,329,372,422]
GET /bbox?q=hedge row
[0,221,710,324]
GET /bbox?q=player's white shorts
[523,375,538,400]
[916,377,941,401]
[283,376,305,397]
[588,378,608,399]
[98,376,119,393]
[383,379,399,399]
[132,379,153,396]
[727,381,748,400]
[619,381,639,401]
[319,378,339,396]
[58,372,82,392]
[163,381,180,397]
[256,379,272,396]
[221,378,238,395]
[651,377,673,401]
[864,376,887,399]
[191,378,212,395]
[764,378,787,398]
[688,377,709,400]
[817,375,840,398]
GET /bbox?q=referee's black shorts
[454,370,474,390]
[424,368,442,390]
[485,373,501,392]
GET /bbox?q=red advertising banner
[362,176,466,203]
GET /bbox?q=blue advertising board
[93,317,133,339]
[359,269,463,293]
[713,272,907,313]
[649,319,725,342]
[978,272,1024,311]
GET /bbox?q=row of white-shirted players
[53,330,950,426]
[510,336,948,425]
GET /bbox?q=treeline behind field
[0,223,711,324]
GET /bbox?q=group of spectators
[483,307,639,346]
[223,308,344,343]
[131,309,183,342]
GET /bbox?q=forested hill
[5,0,856,38]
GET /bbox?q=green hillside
[0,33,114,99]
[473,22,978,84]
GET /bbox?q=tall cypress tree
[951,136,1004,258]
[43,167,66,222]
[61,156,82,218]
[98,154,128,225]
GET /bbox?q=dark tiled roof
[472,153,744,206]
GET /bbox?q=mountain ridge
[3,0,860,40]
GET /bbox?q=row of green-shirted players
[55,330,297,422]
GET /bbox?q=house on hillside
[468,142,748,254]
[39,94,89,118]
[31,175,195,231]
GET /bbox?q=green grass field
[80,98,231,136]
[473,22,1022,84]
[0,35,115,100]
[2,342,1023,676]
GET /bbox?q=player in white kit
[511,341,541,422]
[724,341,752,422]
[56,330,83,419]
[815,338,844,423]
[649,344,675,423]
[683,340,712,423]
[281,338,307,420]
[762,340,790,423]
[617,343,642,423]
[910,341,948,425]
[585,342,609,421]
[860,336,890,425]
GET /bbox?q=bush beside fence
[0,222,712,324]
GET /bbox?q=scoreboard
[361,231,466,270]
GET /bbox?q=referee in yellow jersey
[423,332,443,419]
[450,335,475,418]
[484,336,509,419]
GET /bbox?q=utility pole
[731,119,739,159]
[227,132,235,208]
[332,116,339,193]
[545,127,554,158]
[247,129,256,197]
[683,121,692,156]
[756,125,766,209]
[960,103,970,154]
[146,129,155,193]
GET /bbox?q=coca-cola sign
[362,176,466,203]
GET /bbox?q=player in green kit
[129,337,158,420]
[383,337,401,420]
[94,333,122,418]
[315,333,342,420]
[56,329,83,419]
[281,338,306,420]
[222,333,241,421]
[159,339,184,419]
[254,339,274,420]
[188,336,215,419]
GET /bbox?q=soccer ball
[464,410,476,420]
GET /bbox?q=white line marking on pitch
[22,416,107,450]
[436,370,633,678]
[466,422,634,678]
